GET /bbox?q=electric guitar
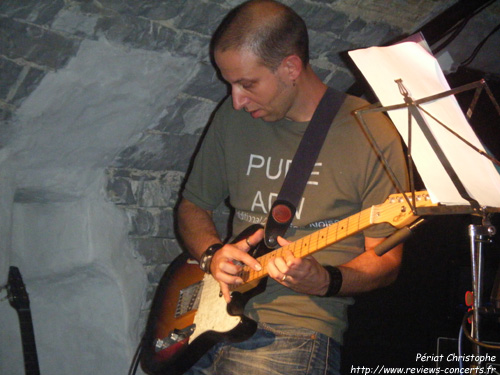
[141,191,434,375]
[6,266,41,375]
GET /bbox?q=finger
[219,282,232,304]
[273,256,289,274]
[231,242,262,272]
[280,274,291,283]
[246,227,264,247]
[282,249,297,267]
[277,235,291,246]
[216,244,262,272]
[266,257,280,279]
[267,257,289,282]
[235,252,262,272]
[236,228,264,251]
[213,265,244,286]
[218,258,243,275]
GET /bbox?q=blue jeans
[185,322,341,375]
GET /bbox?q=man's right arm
[177,197,263,302]
[177,197,222,260]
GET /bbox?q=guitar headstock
[371,191,434,228]
[7,266,30,311]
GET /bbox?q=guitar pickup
[175,282,202,318]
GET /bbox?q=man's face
[214,48,296,122]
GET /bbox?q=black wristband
[199,243,223,274]
[322,266,343,297]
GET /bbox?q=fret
[309,230,320,253]
[336,219,347,240]
[314,227,323,245]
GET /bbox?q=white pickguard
[189,274,242,343]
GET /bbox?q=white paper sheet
[349,42,500,208]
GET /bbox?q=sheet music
[349,42,500,208]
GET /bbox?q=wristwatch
[199,243,224,274]
[322,266,343,297]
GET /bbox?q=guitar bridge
[155,325,196,351]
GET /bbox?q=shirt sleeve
[182,98,231,211]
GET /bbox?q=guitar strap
[264,87,346,248]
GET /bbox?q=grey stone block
[0,58,23,100]
[10,66,47,106]
[0,17,80,69]
[106,169,185,208]
[95,14,174,52]
[155,97,218,135]
[183,61,228,102]
[130,237,182,266]
[111,133,200,172]
[105,172,136,206]
[0,0,65,26]
[126,207,175,238]
[174,0,226,36]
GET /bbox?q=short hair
[211,0,309,70]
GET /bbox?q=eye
[238,80,256,90]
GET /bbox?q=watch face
[207,243,224,255]
[200,253,212,273]
[200,244,223,274]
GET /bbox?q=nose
[231,86,249,111]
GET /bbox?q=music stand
[352,73,500,367]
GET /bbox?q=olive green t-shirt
[183,92,408,343]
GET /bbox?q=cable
[432,18,472,54]
[461,308,500,350]
[431,0,496,54]
[128,339,143,375]
[459,22,500,67]
[458,322,464,371]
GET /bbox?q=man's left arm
[334,237,403,296]
[268,236,403,297]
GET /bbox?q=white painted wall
[0,38,194,375]
[1,183,147,375]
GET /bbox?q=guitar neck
[17,309,41,375]
[229,190,433,293]
[232,207,373,292]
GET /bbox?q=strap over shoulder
[264,87,346,248]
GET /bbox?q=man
[177,0,408,374]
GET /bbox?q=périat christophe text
[350,354,497,374]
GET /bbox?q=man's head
[211,0,309,71]
[212,0,315,122]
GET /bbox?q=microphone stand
[468,213,497,370]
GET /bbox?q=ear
[281,55,303,81]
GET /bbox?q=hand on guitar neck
[212,230,331,303]
[266,235,331,296]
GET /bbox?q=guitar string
[237,209,371,285]
[233,192,430,287]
